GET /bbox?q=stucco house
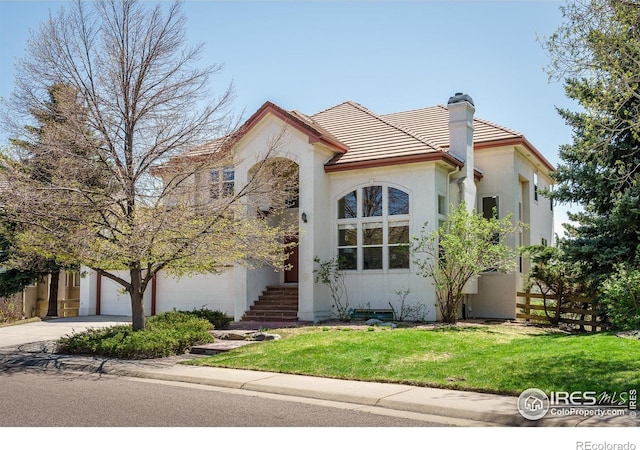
[78,92,554,323]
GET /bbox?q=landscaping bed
[56,311,214,359]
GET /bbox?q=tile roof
[313,102,553,172]
[311,101,444,167]
[162,99,553,173]
[381,105,522,149]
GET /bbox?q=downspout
[446,166,460,209]
[452,175,470,320]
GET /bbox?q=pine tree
[545,0,640,284]
[7,83,94,315]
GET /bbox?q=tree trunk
[46,271,60,317]
[130,266,146,331]
[442,291,458,324]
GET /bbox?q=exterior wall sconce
[301,212,308,223]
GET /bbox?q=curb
[54,359,533,426]
[5,346,637,427]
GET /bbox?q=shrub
[184,307,233,329]
[56,311,214,359]
[0,297,22,323]
[600,265,640,331]
[314,256,350,321]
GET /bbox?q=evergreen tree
[7,83,93,315]
[0,217,38,299]
[545,0,640,284]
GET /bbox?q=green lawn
[185,324,640,396]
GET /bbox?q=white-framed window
[533,172,539,202]
[482,195,501,273]
[337,185,410,271]
[210,168,235,199]
[482,195,499,220]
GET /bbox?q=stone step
[260,293,298,299]
[265,286,298,290]
[258,296,298,302]
[190,340,260,355]
[243,309,298,317]
[264,287,299,294]
[241,285,299,322]
[242,311,298,321]
[250,304,298,311]
[252,296,297,301]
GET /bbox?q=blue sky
[0,0,578,234]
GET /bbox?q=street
[0,370,447,427]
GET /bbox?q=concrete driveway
[0,316,131,348]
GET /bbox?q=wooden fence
[516,291,605,331]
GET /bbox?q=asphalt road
[0,370,446,427]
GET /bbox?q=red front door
[284,236,299,283]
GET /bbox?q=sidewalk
[0,317,637,427]
[0,316,131,347]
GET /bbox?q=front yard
[185,323,640,396]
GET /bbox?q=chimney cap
[448,92,475,106]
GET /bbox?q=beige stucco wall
[469,145,554,319]
[23,286,38,318]
[77,109,554,324]
[324,162,455,322]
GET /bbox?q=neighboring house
[4,271,81,319]
[78,93,554,322]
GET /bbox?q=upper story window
[337,185,410,271]
[482,195,500,246]
[533,172,539,202]
[210,168,234,199]
[482,196,499,220]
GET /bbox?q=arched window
[337,185,410,271]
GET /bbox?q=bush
[184,307,233,329]
[0,297,22,323]
[600,265,640,331]
[56,310,214,359]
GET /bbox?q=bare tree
[0,0,298,330]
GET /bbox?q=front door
[284,236,299,283]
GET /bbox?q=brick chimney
[447,92,476,210]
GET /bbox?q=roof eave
[473,137,555,173]
[324,152,463,173]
